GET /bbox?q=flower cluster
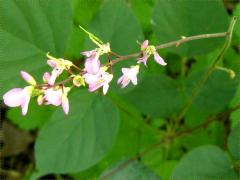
[3,28,167,115]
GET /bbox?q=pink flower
[3,71,37,115]
[81,50,101,75]
[20,71,36,85]
[137,40,167,66]
[85,57,101,75]
[81,43,111,75]
[46,53,73,85]
[117,65,139,88]
[44,86,70,114]
[83,67,113,95]
[3,87,32,115]
[43,72,51,84]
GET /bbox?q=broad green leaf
[123,74,184,118]
[142,147,178,179]
[72,108,159,179]
[228,123,240,160]
[7,100,54,130]
[84,1,144,92]
[35,90,119,174]
[185,70,238,116]
[152,0,229,56]
[172,145,238,179]
[0,0,72,95]
[100,160,160,180]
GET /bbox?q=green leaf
[122,74,184,118]
[7,100,54,130]
[0,0,72,95]
[233,4,240,45]
[84,1,144,92]
[152,0,229,56]
[185,70,238,116]
[129,0,156,34]
[71,108,159,179]
[65,0,101,58]
[35,90,119,174]
[100,160,160,180]
[172,145,238,179]
[228,123,240,160]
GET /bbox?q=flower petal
[85,58,101,74]
[21,94,30,115]
[20,71,36,85]
[44,89,62,106]
[141,40,149,50]
[3,88,24,107]
[47,60,58,68]
[43,72,51,83]
[61,94,69,114]
[117,75,124,84]
[154,52,167,66]
[81,50,97,57]
[103,83,109,95]
[130,76,138,85]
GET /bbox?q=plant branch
[110,31,229,65]
[174,16,237,128]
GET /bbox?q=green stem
[174,16,237,129]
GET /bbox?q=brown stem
[36,77,73,88]
[110,32,228,66]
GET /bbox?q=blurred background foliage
[0,0,240,179]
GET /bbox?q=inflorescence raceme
[3,27,167,115]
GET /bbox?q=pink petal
[137,54,149,66]
[122,68,131,75]
[85,58,100,74]
[61,94,69,114]
[154,52,167,66]
[121,78,130,88]
[83,73,99,85]
[88,82,104,92]
[43,72,51,83]
[141,40,149,49]
[20,71,36,85]
[44,89,62,106]
[21,94,30,115]
[117,75,124,84]
[81,50,97,57]
[3,88,24,107]
[48,71,58,85]
[47,60,57,68]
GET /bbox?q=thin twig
[110,32,228,65]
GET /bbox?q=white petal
[154,52,167,66]
[131,76,138,85]
[61,94,69,115]
[103,83,109,95]
[3,88,24,107]
[21,94,30,115]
